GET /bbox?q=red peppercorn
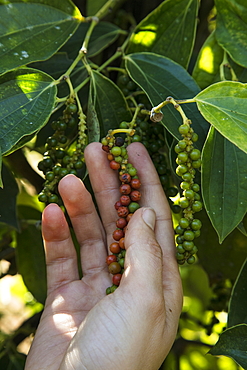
[120,173,131,183]
[120,184,131,194]
[110,242,121,254]
[116,218,128,229]
[117,206,129,218]
[120,195,131,206]
[112,273,122,286]
[115,201,122,210]
[113,229,124,241]
[126,213,133,222]
[102,145,109,152]
[106,255,117,265]
[110,160,120,170]
[108,262,122,274]
[119,237,125,249]
[130,190,141,202]
[131,178,141,189]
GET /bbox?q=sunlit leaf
[192,31,224,89]
[215,0,247,68]
[0,164,19,229]
[0,68,57,156]
[127,0,198,69]
[209,324,247,369]
[0,0,83,75]
[90,71,132,135]
[228,258,247,327]
[202,127,247,242]
[195,81,247,154]
[60,22,122,60]
[125,52,209,149]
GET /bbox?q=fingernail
[142,208,156,230]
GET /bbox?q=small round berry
[179,124,190,135]
[55,149,66,159]
[106,255,118,265]
[179,197,190,208]
[130,190,141,202]
[119,237,125,249]
[106,287,112,295]
[176,165,188,176]
[167,187,178,197]
[184,189,195,199]
[112,273,122,286]
[177,152,188,163]
[115,201,122,210]
[120,173,131,183]
[110,242,121,254]
[175,225,185,235]
[192,201,203,213]
[182,172,192,181]
[178,140,187,149]
[45,171,55,181]
[110,285,118,293]
[192,183,200,192]
[128,202,140,213]
[115,137,125,147]
[102,145,110,152]
[113,229,124,241]
[59,168,69,177]
[172,205,182,214]
[187,255,196,264]
[120,195,131,206]
[184,230,195,241]
[118,258,125,268]
[107,154,114,161]
[189,149,201,160]
[111,146,122,156]
[192,159,202,169]
[110,160,120,170]
[48,194,59,203]
[117,206,129,218]
[116,218,128,229]
[108,262,121,275]
[114,156,123,163]
[176,235,184,244]
[176,252,185,261]
[120,184,131,194]
[179,218,190,229]
[130,178,141,189]
[43,157,53,168]
[181,181,190,190]
[177,245,185,253]
[119,121,128,129]
[74,160,83,169]
[191,133,198,142]
[128,167,137,177]
[183,240,194,251]
[191,219,202,230]
[38,193,48,203]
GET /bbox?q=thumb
[123,207,163,290]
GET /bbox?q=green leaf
[209,324,247,369]
[215,0,247,68]
[0,0,83,75]
[125,52,209,149]
[0,68,57,156]
[16,207,46,304]
[90,71,132,135]
[197,210,247,285]
[0,164,19,229]
[192,31,224,89]
[228,258,247,327]
[60,22,122,60]
[202,127,247,242]
[127,0,198,69]
[195,81,247,154]
[0,146,2,188]
[87,85,100,143]
[86,0,107,16]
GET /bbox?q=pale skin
[25,142,183,370]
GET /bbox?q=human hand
[25,142,183,370]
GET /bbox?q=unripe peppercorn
[108,262,121,274]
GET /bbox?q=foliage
[0,0,247,369]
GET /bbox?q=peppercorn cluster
[38,100,84,205]
[101,134,141,294]
[174,121,203,264]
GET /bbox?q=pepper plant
[1,0,247,369]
